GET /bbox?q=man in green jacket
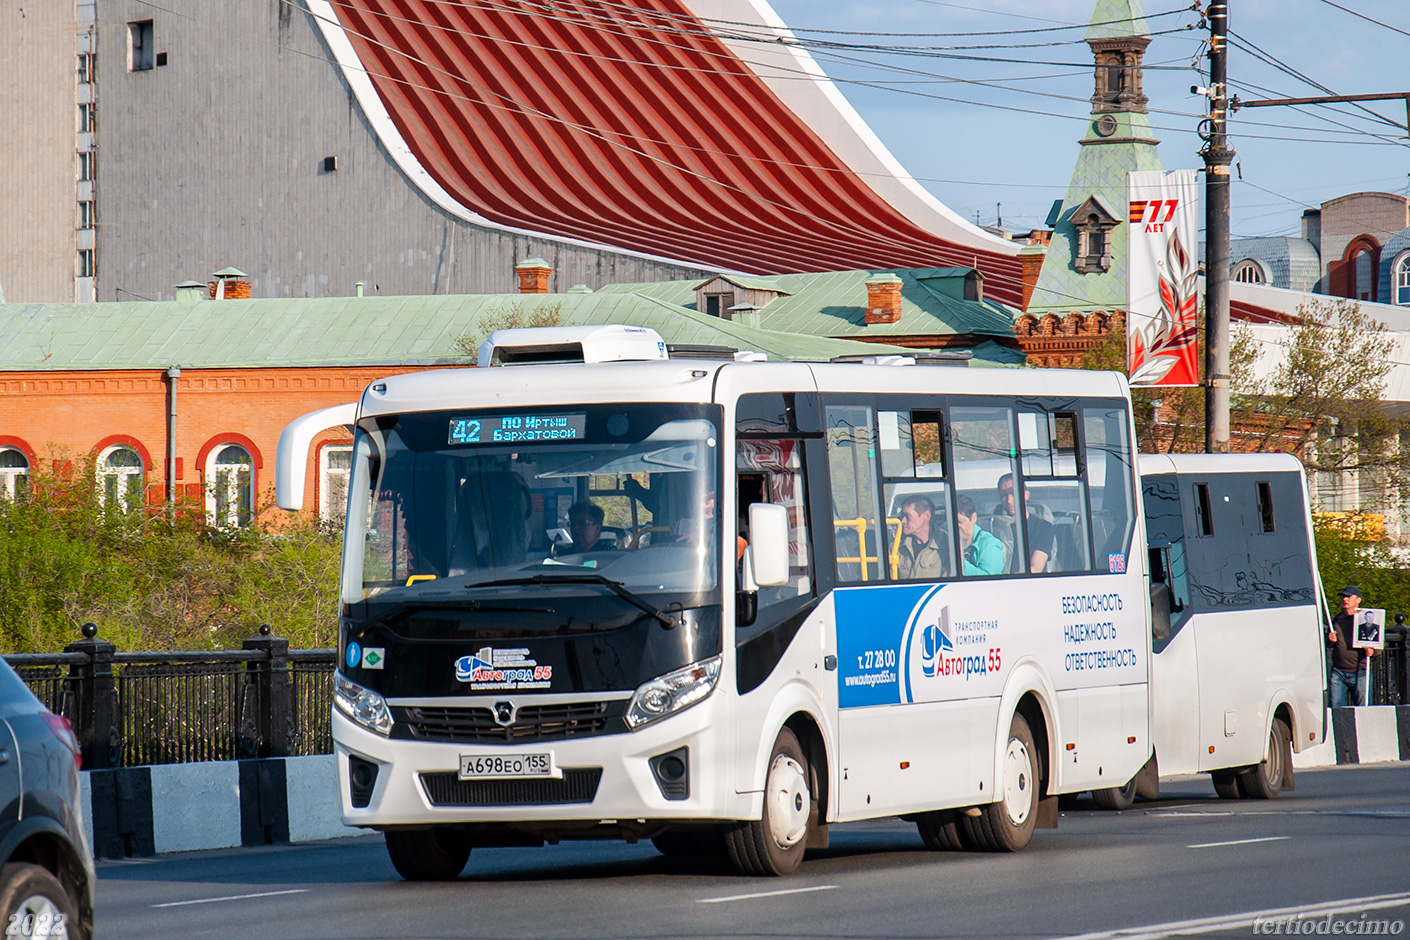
[956,495,1005,576]
[896,494,950,580]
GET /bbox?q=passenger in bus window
[566,501,618,552]
[998,473,1055,574]
[957,495,1005,576]
[896,495,949,580]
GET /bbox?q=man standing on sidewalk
[1328,585,1376,707]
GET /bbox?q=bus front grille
[396,702,615,743]
[419,768,603,806]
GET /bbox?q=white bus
[1116,453,1326,806]
[276,325,1154,878]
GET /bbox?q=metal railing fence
[3,622,1407,768]
[4,624,336,769]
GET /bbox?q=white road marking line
[152,889,309,909]
[1155,809,1410,819]
[698,885,837,904]
[1187,836,1290,848]
[1043,890,1410,940]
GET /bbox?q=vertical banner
[1127,169,1201,387]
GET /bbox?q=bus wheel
[1092,776,1138,811]
[1210,769,1245,800]
[725,728,810,876]
[962,713,1039,852]
[1242,718,1293,800]
[916,809,972,851]
[652,829,726,857]
[385,828,472,881]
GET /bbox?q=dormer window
[693,274,791,320]
[703,292,735,318]
[1068,195,1119,274]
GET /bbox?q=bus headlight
[625,656,722,730]
[334,672,393,736]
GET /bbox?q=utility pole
[1201,1,1233,454]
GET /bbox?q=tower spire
[1086,0,1151,115]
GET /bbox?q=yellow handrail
[833,516,899,581]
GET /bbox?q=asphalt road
[99,763,1410,940]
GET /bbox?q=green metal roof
[695,273,792,294]
[1085,0,1150,41]
[1028,112,1164,315]
[0,290,919,371]
[601,267,1019,341]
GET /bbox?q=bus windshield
[340,404,721,606]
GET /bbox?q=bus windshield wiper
[466,574,677,629]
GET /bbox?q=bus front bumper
[332,697,747,829]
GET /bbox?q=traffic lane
[95,764,1410,940]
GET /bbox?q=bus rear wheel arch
[1211,715,1294,800]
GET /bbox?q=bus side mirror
[747,503,790,588]
[275,402,358,510]
[1150,582,1172,642]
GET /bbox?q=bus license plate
[459,753,557,780]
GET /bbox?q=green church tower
[1027,0,1164,315]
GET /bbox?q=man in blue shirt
[956,495,1004,576]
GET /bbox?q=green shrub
[0,462,342,653]
[1313,521,1410,620]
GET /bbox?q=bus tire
[1241,717,1293,800]
[652,829,726,857]
[1210,769,1244,800]
[725,728,811,876]
[385,828,472,881]
[916,809,971,851]
[1092,775,1138,811]
[962,713,1039,852]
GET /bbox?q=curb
[81,754,362,858]
[1292,706,1410,768]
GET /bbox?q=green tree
[0,460,342,653]
[452,299,565,357]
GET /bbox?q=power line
[1312,0,1410,40]
[1227,29,1406,136]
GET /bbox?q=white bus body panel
[1140,453,1327,777]
[325,357,1150,830]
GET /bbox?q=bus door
[1142,474,1201,775]
[731,391,830,797]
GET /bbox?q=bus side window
[737,439,813,609]
[826,405,883,583]
[951,405,1019,575]
[1256,480,1275,533]
[1193,483,1214,536]
[880,409,953,580]
[1083,407,1136,570]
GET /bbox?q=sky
[757,0,1410,241]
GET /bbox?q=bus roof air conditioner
[477,325,669,367]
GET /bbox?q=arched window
[1354,248,1374,301]
[1395,251,1410,306]
[0,448,28,499]
[320,444,353,521]
[1232,260,1267,284]
[98,446,144,511]
[208,444,254,528]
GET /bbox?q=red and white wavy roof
[311,0,1026,306]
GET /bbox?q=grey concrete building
[0,0,713,304]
